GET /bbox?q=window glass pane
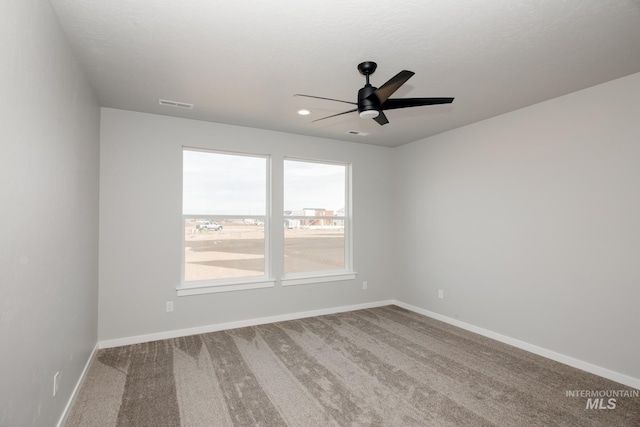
[284,228,344,274]
[183,150,265,216]
[284,160,345,213]
[183,149,267,283]
[284,160,347,275]
[184,218,265,282]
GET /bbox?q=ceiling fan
[295,61,454,126]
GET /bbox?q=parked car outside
[201,221,223,231]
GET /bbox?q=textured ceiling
[51,0,640,147]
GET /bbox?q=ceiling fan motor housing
[358,85,380,118]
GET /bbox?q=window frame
[177,150,356,295]
[281,157,355,286]
[178,147,275,296]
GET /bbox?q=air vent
[347,130,368,136]
[159,99,194,109]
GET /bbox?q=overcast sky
[284,159,345,212]
[183,150,345,215]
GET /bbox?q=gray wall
[0,1,100,426]
[394,72,640,379]
[98,108,394,341]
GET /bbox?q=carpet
[66,305,640,426]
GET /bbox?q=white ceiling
[51,0,640,147]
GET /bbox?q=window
[283,159,352,283]
[179,150,354,294]
[181,148,272,293]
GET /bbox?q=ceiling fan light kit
[359,110,379,119]
[295,61,454,126]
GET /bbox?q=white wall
[99,108,394,341]
[0,1,100,426]
[394,72,640,380]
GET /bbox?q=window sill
[281,272,357,287]
[177,272,356,295]
[177,278,276,296]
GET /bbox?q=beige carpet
[66,306,639,426]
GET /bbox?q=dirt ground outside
[184,221,345,282]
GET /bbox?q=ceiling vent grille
[347,130,368,136]
[159,99,194,109]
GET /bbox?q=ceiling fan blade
[311,109,358,123]
[381,97,454,110]
[371,70,415,104]
[373,111,389,126]
[294,94,356,105]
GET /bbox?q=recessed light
[298,109,311,116]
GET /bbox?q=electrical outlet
[438,289,444,299]
[362,281,368,290]
[53,372,60,397]
[166,301,174,312]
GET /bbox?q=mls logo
[586,398,616,410]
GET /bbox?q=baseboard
[56,343,99,427]
[96,298,638,389]
[98,300,395,349]
[393,300,640,390]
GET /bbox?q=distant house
[284,208,340,227]
[302,208,334,226]
[334,207,345,227]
